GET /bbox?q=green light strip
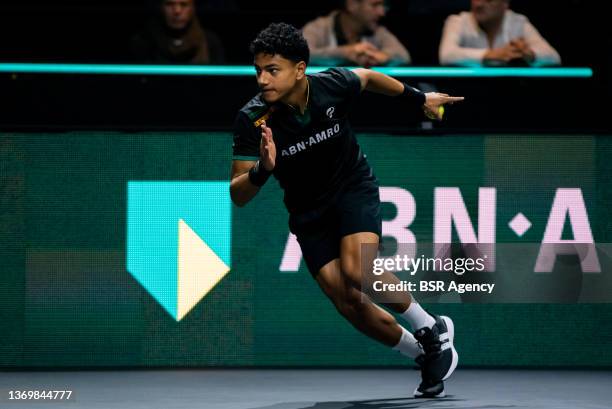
[0,63,593,78]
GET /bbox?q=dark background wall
[0,0,608,133]
[0,0,604,67]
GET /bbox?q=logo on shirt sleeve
[253,107,277,128]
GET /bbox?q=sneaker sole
[413,388,446,398]
[440,315,458,381]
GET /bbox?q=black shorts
[288,171,382,277]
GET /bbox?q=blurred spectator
[439,0,561,66]
[131,0,225,64]
[302,0,411,67]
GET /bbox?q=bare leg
[340,232,413,314]
[315,259,402,347]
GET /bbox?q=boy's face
[254,53,306,104]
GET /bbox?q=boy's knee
[335,290,365,318]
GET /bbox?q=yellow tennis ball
[425,105,445,120]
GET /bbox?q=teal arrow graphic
[127,181,231,321]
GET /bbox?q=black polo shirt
[232,67,372,214]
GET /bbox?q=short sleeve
[232,112,260,161]
[320,67,362,101]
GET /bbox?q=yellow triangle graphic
[177,219,230,321]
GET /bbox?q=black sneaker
[414,378,445,398]
[413,315,458,383]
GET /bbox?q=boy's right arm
[231,119,275,207]
[230,160,261,207]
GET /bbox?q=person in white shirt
[302,0,411,67]
[439,0,561,67]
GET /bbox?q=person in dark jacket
[131,0,225,64]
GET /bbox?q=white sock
[400,302,435,331]
[393,325,424,358]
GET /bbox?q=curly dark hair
[249,22,310,65]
